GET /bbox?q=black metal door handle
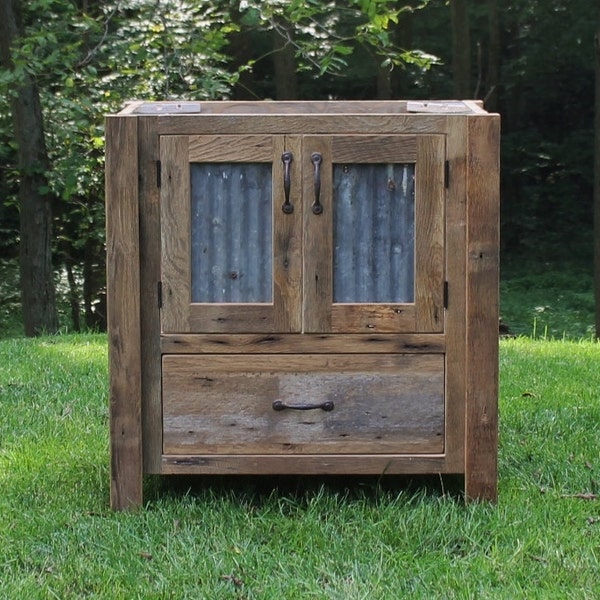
[311,152,323,214]
[272,399,334,412]
[281,151,293,214]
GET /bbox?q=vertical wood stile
[303,136,333,332]
[138,116,162,474]
[161,136,191,332]
[106,116,143,510]
[444,117,468,472]
[274,135,303,331]
[415,135,445,332]
[464,115,500,501]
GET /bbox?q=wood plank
[331,304,416,333]
[159,100,416,115]
[116,100,484,117]
[162,354,444,455]
[273,135,303,331]
[188,134,273,162]
[105,115,143,510]
[303,136,333,332]
[331,135,417,162]
[443,117,468,473]
[160,333,446,354]
[138,116,163,474]
[161,454,451,475]
[156,114,450,137]
[415,135,446,332]
[464,115,500,502]
[187,304,275,333]
[160,135,191,332]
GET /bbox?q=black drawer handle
[310,152,323,214]
[272,399,334,412]
[281,151,294,214]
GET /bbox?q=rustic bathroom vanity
[106,100,499,509]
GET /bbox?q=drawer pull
[272,399,334,412]
[281,151,294,214]
[310,152,323,214]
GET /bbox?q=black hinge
[444,161,450,188]
[443,281,449,309]
[157,281,163,308]
[156,160,162,188]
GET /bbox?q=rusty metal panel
[190,163,272,302]
[333,163,415,303]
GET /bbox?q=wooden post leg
[106,116,143,510]
[464,115,500,502]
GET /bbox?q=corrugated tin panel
[333,163,415,303]
[190,163,272,303]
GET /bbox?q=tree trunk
[485,0,500,111]
[450,0,471,98]
[228,5,259,100]
[272,21,298,100]
[595,17,600,338]
[0,0,58,335]
[376,63,393,100]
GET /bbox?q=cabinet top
[112,100,491,117]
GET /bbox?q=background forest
[0,0,596,337]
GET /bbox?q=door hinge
[156,160,162,188]
[444,161,450,188]
[443,281,449,309]
[157,281,163,309]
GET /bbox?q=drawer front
[162,354,444,455]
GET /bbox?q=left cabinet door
[160,135,302,333]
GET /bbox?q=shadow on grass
[145,473,466,507]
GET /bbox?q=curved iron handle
[272,399,334,412]
[281,151,293,214]
[311,152,323,214]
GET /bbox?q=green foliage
[1,335,600,597]
[0,0,597,331]
[500,259,595,340]
[241,0,435,77]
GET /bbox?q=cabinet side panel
[465,116,500,501]
[106,116,143,510]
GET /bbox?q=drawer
[162,354,444,455]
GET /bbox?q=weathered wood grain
[330,305,416,333]
[464,115,500,502]
[155,114,451,137]
[160,333,446,354]
[162,354,444,455]
[330,135,417,162]
[443,117,468,473]
[302,136,333,332]
[160,135,191,332]
[188,134,273,162]
[138,116,163,474]
[415,135,446,332]
[106,116,143,510]
[161,454,451,475]
[273,135,303,331]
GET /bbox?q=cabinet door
[160,135,302,333]
[303,135,445,333]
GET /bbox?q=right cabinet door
[303,134,446,333]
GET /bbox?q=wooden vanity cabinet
[106,100,499,510]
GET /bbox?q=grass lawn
[1,334,599,598]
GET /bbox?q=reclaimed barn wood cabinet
[106,100,499,510]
